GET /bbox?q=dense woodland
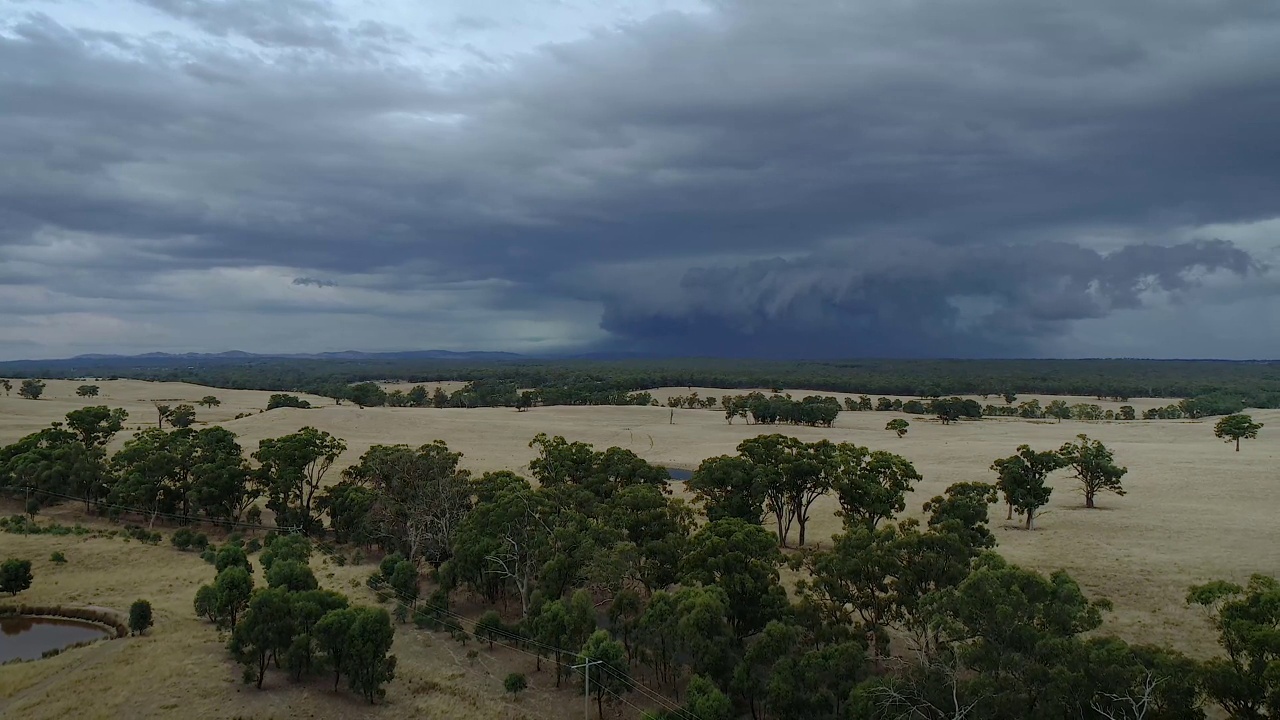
[3,357,1280,414]
[1,403,1275,718]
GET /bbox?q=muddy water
[0,616,111,663]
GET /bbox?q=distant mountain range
[63,350,525,361]
[0,348,661,370]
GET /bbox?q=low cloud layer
[2,0,1278,359]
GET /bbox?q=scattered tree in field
[76,384,100,397]
[1,558,34,595]
[197,395,221,408]
[154,404,172,429]
[168,404,196,428]
[1059,434,1127,509]
[1002,391,1017,404]
[253,427,346,534]
[516,391,535,411]
[129,599,154,635]
[50,551,67,564]
[1187,574,1280,718]
[1,379,11,395]
[1118,405,1137,420]
[19,379,45,400]
[64,406,128,447]
[25,498,40,520]
[266,394,311,410]
[829,443,921,531]
[1213,413,1263,451]
[1045,399,1071,422]
[991,445,1067,529]
[886,418,909,437]
[504,672,527,699]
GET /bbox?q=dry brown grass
[1,379,1277,717]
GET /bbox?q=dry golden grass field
[1,379,1277,719]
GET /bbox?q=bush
[1,559,34,596]
[245,538,262,554]
[266,394,311,410]
[388,561,420,603]
[171,528,194,551]
[378,552,405,581]
[50,551,67,564]
[129,600,153,636]
[504,672,528,698]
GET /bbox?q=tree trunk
[797,517,807,547]
[1236,438,1241,451]
[1085,491,1095,509]
[1006,502,1013,521]
[1025,510,1034,530]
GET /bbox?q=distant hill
[0,349,525,373]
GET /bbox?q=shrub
[172,528,194,551]
[504,672,528,699]
[1,559,34,596]
[50,551,67,564]
[378,552,404,581]
[266,394,311,410]
[245,538,262,553]
[129,600,153,635]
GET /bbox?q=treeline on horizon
[4,357,1280,414]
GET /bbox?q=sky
[2,0,1279,360]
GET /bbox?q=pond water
[665,467,693,481]
[0,616,112,663]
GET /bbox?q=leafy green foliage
[265,560,318,592]
[266,394,311,410]
[253,427,345,534]
[503,672,527,698]
[18,379,45,399]
[1187,575,1280,718]
[339,441,473,564]
[129,599,153,635]
[991,444,1067,528]
[687,455,766,525]
[1,558,33,595]
[885,418,909,437]
[167,404,196,429]
[682,518,788,637]
[1213,413,1263,451]
[1059,434,1128,508]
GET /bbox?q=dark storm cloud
[2,0,1279,357]
[595,239,1259,357]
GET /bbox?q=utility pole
[572,657,602,720]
